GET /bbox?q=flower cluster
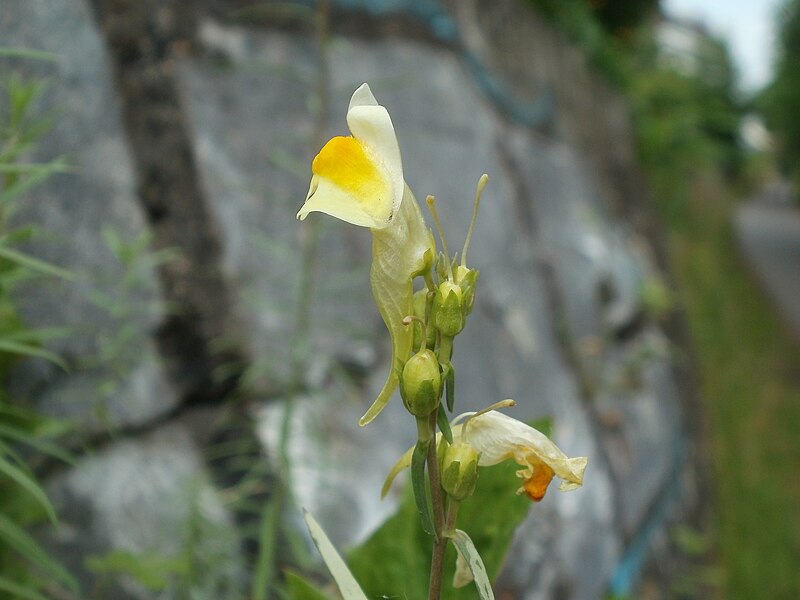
[297,83,586,499]
[297,83,588,599]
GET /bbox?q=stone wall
[1,1,693,598]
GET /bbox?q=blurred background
[1,0,799,598]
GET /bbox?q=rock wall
[2,1,692,598]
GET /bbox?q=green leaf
[85,550,187,591]
[303,510,368,600]
[411,439,435,537]
[0,246,73,280]
[285,570,334,600]
[437,403,454,444]
[251,497,280,600]
[445,363,455,412]
[0,339,67,370]
[0,423,74,464]
[348,484,429,599]
[0,454,57,523]
[0,162,71,174]
[350,460,531,600]
[0,47,59,61]
[0,514,79,592]
[0,161,69,207]
[445,462,531,599]
[0,576,49,600]
[1,326,71,344]
[447,530,494,600]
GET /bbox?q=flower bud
[399,349,442,417]
[454,265,479,317]
[441,442,479,500]
[433,281,464,337]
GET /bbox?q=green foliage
[529,0,660,41]
[525,0,632,85]
[0,513,78,592]
[658,171,800,599]
[85,550,190,592]
[79,226,174,417]
[589,0,660,39]
[761,0,800,191]
[347,459,531,600]
[526,0,744,181]
[0,54,78,600]
[84,483,244,600]
[251,496,281,600]
[627,31,744,191]
[286,570,333,600]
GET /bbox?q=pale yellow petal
[461,410,587,492]
[346,87,403,221]
[297,135,394,227]
[359,185,435,425]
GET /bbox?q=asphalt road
[735,199,800,343]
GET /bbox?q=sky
[662,0,784,92]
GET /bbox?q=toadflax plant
[296,83,588,600]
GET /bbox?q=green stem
[413,416,436,537]
[425,271,437,293]
[438,335,453,363]
[444,498,460,536]
[427,411,446,600]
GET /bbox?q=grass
[654,170,800,599]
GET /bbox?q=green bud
[454,265,479,317]
[441,442,479,500]
[433,281,465,337]
[435,253,451,281]
[399,349,442,417]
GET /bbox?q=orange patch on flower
[522,463,555,502]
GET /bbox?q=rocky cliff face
[2,1,692,598]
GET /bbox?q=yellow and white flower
[297,84,435,426]
[298,83,404,229]
[455,410,587,501]
[382,407,588,501]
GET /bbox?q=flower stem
[438,335,453,364]
[427,411,446,600]
[444,498,461,536]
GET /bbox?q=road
[735,199,800,343]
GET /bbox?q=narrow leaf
[0,455,57,523]
[0,47,60,61]
[411,440,435,537]
[0,162,71,174]
[445,363,455,412]
[437,403,453,445]
[302,510,368,600]
[0,424,74,464]
[251,497,280,600]
[0,246,73,280]
[0,339,67,370]
[0,576,48,600]
[0,162,67,206]
[285,570,334,600]
[2,326,72,344]
[447,529,495,600]
[0,514,78,592]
